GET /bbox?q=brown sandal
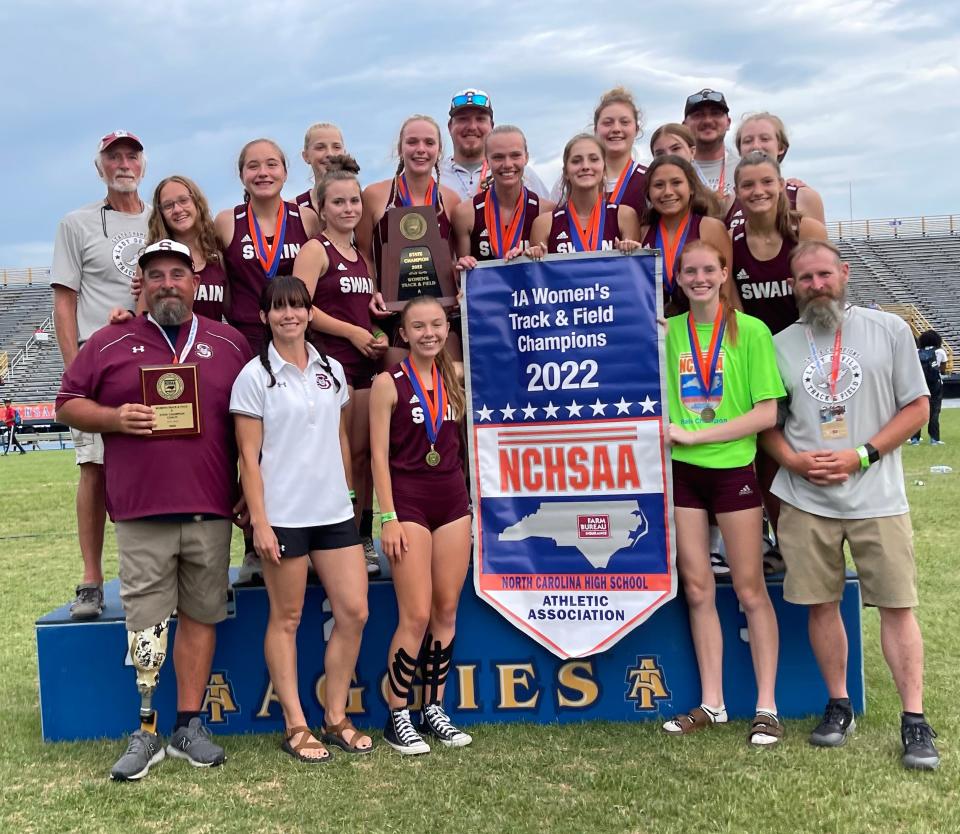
[281,725,332,763]
[322,717,374,754]
[663,706,718,735]
[748,712,784,746]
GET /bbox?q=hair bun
[323,154,360,176]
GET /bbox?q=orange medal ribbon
[567,197,605,252]
[484,186,527,258]
[247,200,288,278]
[657,211,691,293]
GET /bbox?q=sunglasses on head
[451,91,490,109]
[686,90,725,109]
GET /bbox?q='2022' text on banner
[462,250,676,659]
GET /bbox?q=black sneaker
[420,703,472,748]
[809,701,855,747]
[70,583,104,620]
[383,708,430,756]
[901,720,940,770]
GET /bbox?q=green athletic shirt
[666,309,785,468]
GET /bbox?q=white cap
[138,239,193,270]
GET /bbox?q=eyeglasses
[686,90,726,109]
[451,91,490,109]
[159,195,194,213]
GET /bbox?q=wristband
[381,511,398,524]
[348,489,356,501]
[856,446,870,470]
[372,329,386,340]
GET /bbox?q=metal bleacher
[0,271,64,406]
[830,214,960,374]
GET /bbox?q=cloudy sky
[2,0,958,267]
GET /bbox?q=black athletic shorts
[272,518,361,558]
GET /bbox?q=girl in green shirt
[662,240,786,746]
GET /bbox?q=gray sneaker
[236,550,263,585]
[362,537,381,577]
[70,583,104,620]
[110,729,165,781]
[166,717,225,767]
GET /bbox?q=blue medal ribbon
[686,309,726,404]
[402,358,445,447]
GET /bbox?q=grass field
[1,415,958,834]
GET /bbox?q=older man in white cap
[51,130,151,620]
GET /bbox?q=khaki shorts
[778,503,918,608]
[71,428,103,465]
[115,518,232,631]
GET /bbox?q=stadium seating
[0,280,64,403]
[839,234,960,373]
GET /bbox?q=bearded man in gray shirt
[761,240,939,770]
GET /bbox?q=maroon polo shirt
[56,313,252,521]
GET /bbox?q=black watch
[864,443,880,464]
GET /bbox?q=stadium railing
[827,214,960,241]
[881,304,954,374]
[0,267,50,287]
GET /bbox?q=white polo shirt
[230,342,352,527]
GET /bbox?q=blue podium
[36,567,864,741]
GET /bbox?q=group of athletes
[51,84,940,779]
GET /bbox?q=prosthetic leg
[127,618,170,734]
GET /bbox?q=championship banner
[462,250,675,659]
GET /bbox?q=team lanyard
[566,197,606,252]
[147,314,198,364]
[484,186,527,258]
[687,307,726,404]
[397,174,437,207]
[655,212,691,294]
[402,357,446,465]
[805,325,843,401]
[607,160,638,205]
[247,201,288,279]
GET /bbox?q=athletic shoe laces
[904,722,937,748]
[125,730,156,755]
[822,702,852,729]
[393,709,423,746]
[76,586,101,605]
[424,704,459,739]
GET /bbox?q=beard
[799,291,847,330]
[102,172,142,193]
[151,296,190,325]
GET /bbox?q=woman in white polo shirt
[231,275,372,762]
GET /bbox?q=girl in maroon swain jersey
[640,155,731,317]
[293,155,387,577]
[730,151,827,537]
[127,176,227,321]
[732,113,825,226]
[356,115,461,317]
[369,296,472,756]
[730,151,827,336]
[215,139,321,354]
[593,86,648,218]
[296,122,346,216]
[527,134,641,258]
[452,125,553,269]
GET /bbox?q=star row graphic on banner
[475,396,659,422]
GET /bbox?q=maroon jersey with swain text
[546,203,621,254]
[223,201,309,352]
[387,363,462,477]
[311,235,377,378]
[731,225,798,335]
[469,189,541,261]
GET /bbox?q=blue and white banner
[462,250,676,658]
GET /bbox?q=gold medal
[425,446,441,467]
[700,407,716,423]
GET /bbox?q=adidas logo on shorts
[739,484,753,496]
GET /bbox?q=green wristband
[856,445,870,470]
[348,489,356,501]
[381,511,398,523]
[372,329,386,340]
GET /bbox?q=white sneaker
[362,537,381,576]
[236,551,263,585]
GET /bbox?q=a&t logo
[201,671,240,723]
[624,656,671,711]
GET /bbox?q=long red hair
[677,239,739,346]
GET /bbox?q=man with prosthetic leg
[56,240,251,780]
